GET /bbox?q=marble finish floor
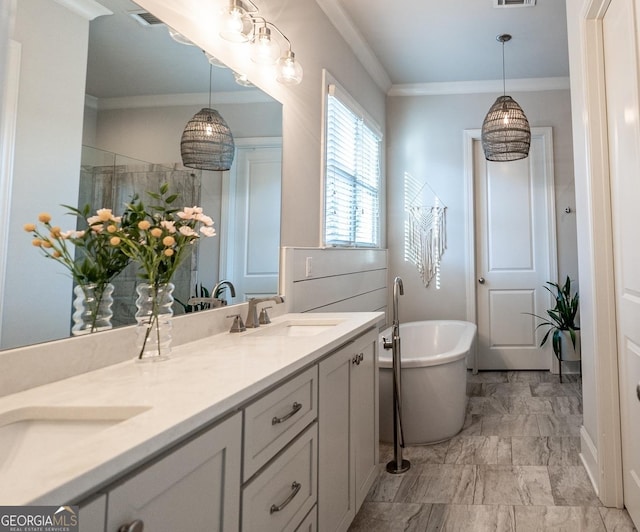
[349,370,637,532]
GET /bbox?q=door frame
[0,39,21,344]
[463,127,558,372]
[571,0,624,508]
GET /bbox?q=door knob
[478,277,485,284]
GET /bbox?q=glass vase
[135,282,174,362]
[71,282,114,336]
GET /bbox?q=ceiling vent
[129,10,165,26]
[494,0,536,7]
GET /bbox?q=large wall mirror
[0,0,282,350]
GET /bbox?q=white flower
[87,215,100,225]
[60,230,86,239]
[177,206,203,220]
[196,214,214,227]
[200,226,217,237]
[161,220,176,233]
[96,208,117,222]
[179,226,197,237]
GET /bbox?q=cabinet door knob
[270,481,301,514]
[118,520,144,532]
[478,277,485,284]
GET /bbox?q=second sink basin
[249,318,345,337]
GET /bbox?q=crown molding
[388,77,570,96]
[53,0,112,20]
[94,90,276,110]
[314,0,392,92]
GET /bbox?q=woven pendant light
[481,34,531,162]
[181,65,235,171]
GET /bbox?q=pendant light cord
[208,64,212,109]
[502,40,506,97]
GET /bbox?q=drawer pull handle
[270,481,301,514]
[272,402,302,425]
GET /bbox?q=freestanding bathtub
[379,320,477,445]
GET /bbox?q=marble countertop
[0,312,382,505]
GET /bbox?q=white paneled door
[472,129,557,370]
[221,139,282,301]
[603,0,640,524]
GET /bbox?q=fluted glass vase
[135,282,174,362]
[71,282,114,336]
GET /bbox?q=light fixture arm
[249,16,293,51]
[230,0,258,13]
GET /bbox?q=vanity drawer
[242,422,317,532]
[243,366,317,481]
[295,505,317,532]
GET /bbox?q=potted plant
[530,276,580,372]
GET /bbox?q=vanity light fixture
[180,64,235,171]
[168,27,194,46]
[217,1,303,85]
[481,34,531,161]
[219,0,256,43]
[233,71,254,87]
[205,51,227,68]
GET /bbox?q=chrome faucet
[212,280,236,305]
[187,280,236,308]
[245,295,285,328]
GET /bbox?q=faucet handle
[259,306,273,325]
[226,314,246,333]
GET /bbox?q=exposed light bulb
[219,2,252,43]
[276,50,303,85]
[251,26,279,64]
[503,113,509,125]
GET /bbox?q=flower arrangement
[110,183,217,359]
[112,183,216,287]
[24,205,132,333]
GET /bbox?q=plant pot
[557,329,581,361]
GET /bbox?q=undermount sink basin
[0,405,150,478]
[249,319,345,337]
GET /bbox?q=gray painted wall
[386,90,578,323]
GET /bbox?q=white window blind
[324,84,382,247]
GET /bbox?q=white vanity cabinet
[69,321,379,532]
[106,412,242,532]
[317,329,379,532]
[241,366,318,532]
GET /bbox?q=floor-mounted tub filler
[379,320,477,445]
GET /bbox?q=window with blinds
[324,85,382,247]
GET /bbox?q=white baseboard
[580,424,600,498]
